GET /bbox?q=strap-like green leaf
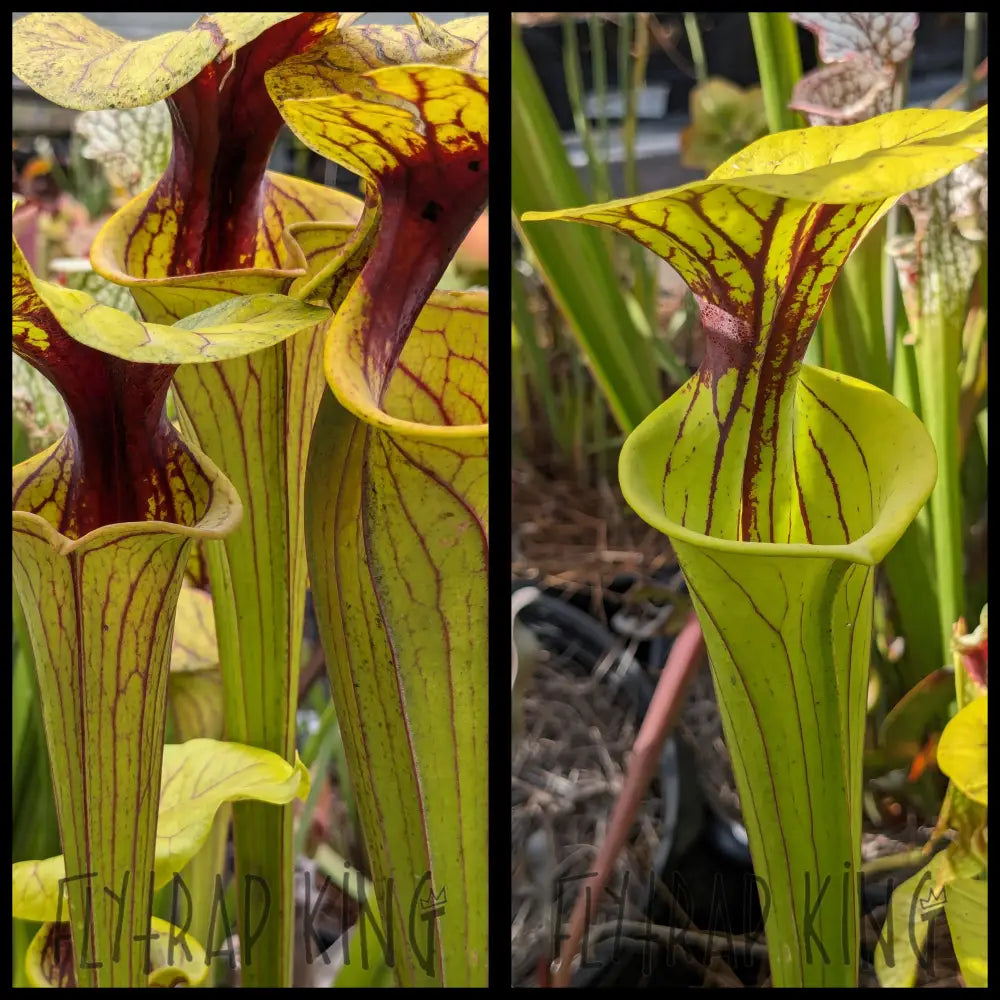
[511,32,662,431]
[894,165,986,662]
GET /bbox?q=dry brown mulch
[511,650,664,987]
[512,464,672,619]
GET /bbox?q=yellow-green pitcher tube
[273,48,490,986]
[620,364,937,986]
[305,291,489,986]
[12,453,241,987]
[525,108,985,984]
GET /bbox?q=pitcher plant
[13,10,489,989]
[525,106,988,986]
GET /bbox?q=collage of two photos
[12,10,989,989]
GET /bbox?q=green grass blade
[587,16,612,204]
[294,701,342,859]
[513,30,661,432]
[511,265,563,449]
[749,12,805,134]
[819,223,892,391]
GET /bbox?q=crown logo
[918,885,946,919]
[420,886,447,912]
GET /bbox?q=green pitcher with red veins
[13,11,489,988]
[526,106,987,987]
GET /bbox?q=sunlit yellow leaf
[937,696,988,805]
[11,13,339,110]
[945,877,988,988]
[711,107,986,196]
[156,739,309,867]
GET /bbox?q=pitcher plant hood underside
[523,107,987,549]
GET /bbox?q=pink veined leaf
[75,103,172,197]
[790,56,894,126]
[791,12,919,68]
[947,154,989,239]
[900,154,988,247]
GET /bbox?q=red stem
[549,611,706,987]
